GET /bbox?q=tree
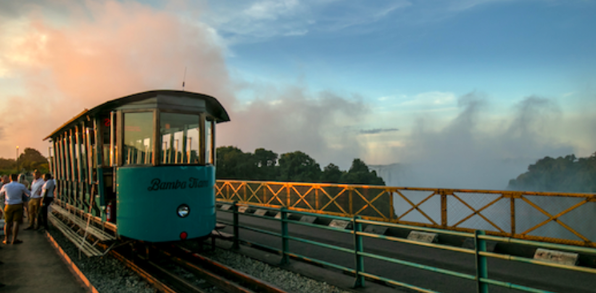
[320,163,344,183]
[215,146,257,180]
[253,148,279,181]
[277,151,321,183]
[340,159,385,185]
[0,158,16,174]
[18,148,49,173]
[508,152,596,192]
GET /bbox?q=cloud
[360,128,399,135]
[203,0,411,43]
[217,85,369,169]
[0,0,234,157]
[244,0,300,21]
[399,91,457,107]
[0,0,374,170]
[447,0,515,11]
[370,92,575,189]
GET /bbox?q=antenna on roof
[182,66,187,91]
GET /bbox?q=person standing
[17,173,30,222]
[17,174,30,189]
[0,175,9,219]
[38,173,55,231]
[0,174,31,244]
[26,170,44,230]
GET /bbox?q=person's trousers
[39,197,54,229]
[28,198,41,227]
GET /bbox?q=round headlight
[177,204,190,218]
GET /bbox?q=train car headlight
[177,204,190,218]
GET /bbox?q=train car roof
[44,90,230,140]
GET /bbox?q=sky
[0,0,595,189]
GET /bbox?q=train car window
[160,112,200,164]
[102,115,111,166]
[123,112,154,165]
[205,119,213,165]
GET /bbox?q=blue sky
[216,0,595,101]
[0,0,595,188]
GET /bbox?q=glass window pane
[205,120,212,165]
[160,113,200,164]
[123,112,154,165]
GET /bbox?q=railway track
[51,206,285,293]
[110,242,287,293]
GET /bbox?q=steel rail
[109,249,177,293]
[171,244,288,293]
[230,238,358,276]
[142,259,208,293]
[158,250,254,293]
[356,218,473,237]
[477,234,596,254]
[358,272,438,293]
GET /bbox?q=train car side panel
[117,165,215,242]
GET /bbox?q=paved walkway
[0,228,86,293]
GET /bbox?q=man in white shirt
[0,174,31,245]
[39,173,55,231]
[25,170,44,230]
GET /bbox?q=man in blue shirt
[0,174,31,245]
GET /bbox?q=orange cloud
[0,0,233,157]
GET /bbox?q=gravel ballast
[48,225,351,293]
[47,228,155,293]
[203,248,352,293]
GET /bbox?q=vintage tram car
[46,90,230,242]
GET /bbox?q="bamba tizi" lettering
[147,177,208,191]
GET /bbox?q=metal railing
[217,201,596,293]
[215,180,596,247]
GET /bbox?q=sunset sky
[1,0,595,188]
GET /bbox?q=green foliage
[320,163,343,183]
[215,146,385,185]
[253,148,278,181]
[0,158,16,174]
[508,152,596,193]
[215,146,256,180]
[18,148,49,173]
[0,147,49,175]
[277,151,321,182]
[340,159,386,185]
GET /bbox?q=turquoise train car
[45,90,230,242]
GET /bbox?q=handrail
[216,180,596,247]
[218,200,596,293]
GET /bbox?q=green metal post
[475,230,489,293]
[232,201,239,250]
[353,216,365,288]
[281,207,289,265]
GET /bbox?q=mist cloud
[376,93,575,190]
[218,87,368,169]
